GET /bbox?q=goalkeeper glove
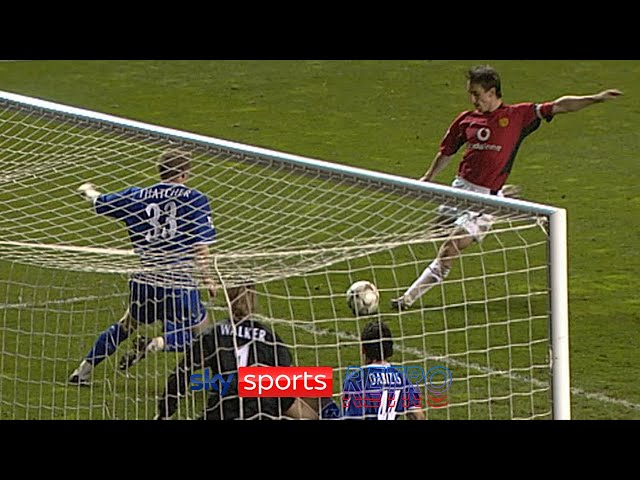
[78,182,101,203]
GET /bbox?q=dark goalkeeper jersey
[158,317,295,420]
[440,102,555,191]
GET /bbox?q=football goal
[0,89,569,420]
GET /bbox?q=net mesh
[0,97,553,420]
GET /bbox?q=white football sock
[403,259,451,305]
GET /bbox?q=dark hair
[466,65,502,98]
[361,321,393,363]
[158,149,192,181]
[227,282,257,322]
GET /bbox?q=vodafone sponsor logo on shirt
[470,127,502,151]
[469,143,502,151]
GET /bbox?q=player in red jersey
[391,65,622,310]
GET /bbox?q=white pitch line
[0,293,127,310]
[2,294,639,412]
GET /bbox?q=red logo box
[238,366,333,398]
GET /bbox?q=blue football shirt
[95,182,215,283]
[342,364,422,420]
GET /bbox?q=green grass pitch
[0,60,638,419]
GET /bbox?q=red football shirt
[439,102,555,192]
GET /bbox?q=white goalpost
[0,89,570,420]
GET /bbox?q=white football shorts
[437,177,501,243]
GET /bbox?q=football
[346,280,380,316]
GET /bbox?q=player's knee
[440,236,464,259]
[500,184,523,198]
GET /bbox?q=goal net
[0,90,569,420]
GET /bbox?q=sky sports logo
[189,366,452,408]
[189,367,333,397]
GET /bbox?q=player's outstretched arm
[77,182,101,204]
[419,152,453,183]
[551,89,623,115]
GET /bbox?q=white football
[346,280,380,316]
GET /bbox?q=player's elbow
[552,96,588,115]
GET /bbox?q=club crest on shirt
[499,117,509,128]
